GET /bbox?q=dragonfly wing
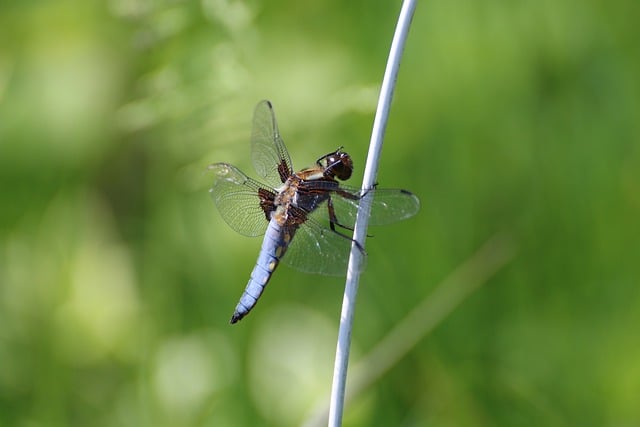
[281,208,366,276]
[208,163,274,237]
[353,187,420,226]
[251,100,293,187]
[302,183,421,229]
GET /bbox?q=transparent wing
[300,182,421,229]
[251,100,293,187]
[279,184,419,275]
[208,163,274,237]
[281,209,366,276]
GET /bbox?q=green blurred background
[1,0,639,425]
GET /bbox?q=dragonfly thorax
[272,176,302,225]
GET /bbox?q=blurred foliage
[1,0,639,426]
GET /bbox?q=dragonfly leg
[322,197,365,254]
[327,226,366,254]
[327,196,354,232]
[328,191,376,238]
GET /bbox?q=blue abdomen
[230,219,290,324]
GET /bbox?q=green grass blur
[1,0,639,426]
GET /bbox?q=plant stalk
[327,1,418,425]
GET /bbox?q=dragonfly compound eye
[326,152,353,180]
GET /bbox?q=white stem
[327,1,418,426]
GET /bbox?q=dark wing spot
[258,188,277,221]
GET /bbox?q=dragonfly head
[319,148,353,181]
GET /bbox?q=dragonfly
[209,100,420,324]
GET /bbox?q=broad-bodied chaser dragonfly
[209,100,420,324]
